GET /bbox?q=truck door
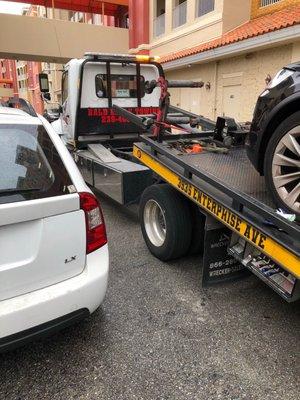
[61,70,71,138]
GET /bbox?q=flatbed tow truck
[38,53,300,302]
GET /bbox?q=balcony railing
[197,0,215,18]
[154,13,165,37]
[260,0,281,6]
[173,1,187,29]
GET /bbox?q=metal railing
[260,0,281,6]
[154,13,165,37]
[173,1,187,29]
[197,0,215,17]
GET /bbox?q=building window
[196,0,215,18]
[154,0,165,37]
[173,0,187,29]
[44,62,50,71]
[260,0,281,6]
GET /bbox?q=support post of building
[51,0,55,18]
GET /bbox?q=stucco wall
[139,0,253,55]
[222,0,251,33]
[251,0,300,18]
[149,20,223,56]
[291,40,300,62]
[0,87,14,97]
[0,13,129,63]
[148,0,224,56]
[166,44,293,122]
[167,62,217,119]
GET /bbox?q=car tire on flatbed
[264,111,300,218]
[140,184,192,261]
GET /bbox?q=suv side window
[0,124,73,205]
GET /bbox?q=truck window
[0,124,73,204]
[95,74,145,98]
[62,71,68,103]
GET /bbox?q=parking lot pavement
[0,194,299,400]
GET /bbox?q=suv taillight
[79,192,107,254]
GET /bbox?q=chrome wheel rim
[144,200,166,247]
[272,126,300,212]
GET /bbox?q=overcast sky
[0,1,30,14]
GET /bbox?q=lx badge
[65,256,77,264]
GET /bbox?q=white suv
[0,105,109,352]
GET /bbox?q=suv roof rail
[0,97,37,117]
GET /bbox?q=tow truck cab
[45,53,163,205]
[57,54,161,143]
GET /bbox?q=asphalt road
[0,195,299,400]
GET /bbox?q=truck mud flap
[201,215,249,286]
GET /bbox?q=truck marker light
[135,55,160,62]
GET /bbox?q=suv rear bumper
[0,308,89,353]
[0,244,109,350]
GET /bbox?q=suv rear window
[0,124,73,205]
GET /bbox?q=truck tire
[264,112,300,218]
[140,184,192,261]
[188,204,206,255]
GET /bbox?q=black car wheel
[140,184,192,261]
[264,112,300,217]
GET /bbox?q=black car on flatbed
[246,62,300,217]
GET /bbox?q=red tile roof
[160,5,300,64]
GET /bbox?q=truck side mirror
[39,73,50,93]
[43,92,51,101]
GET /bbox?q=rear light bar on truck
[79,192,107,254]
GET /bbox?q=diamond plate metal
[180,148,273,206]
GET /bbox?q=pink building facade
[0,59,19,97]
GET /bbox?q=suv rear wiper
[0,188,42,197]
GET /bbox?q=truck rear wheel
[140,184,192,261]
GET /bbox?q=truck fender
[51,118,64,136]
[262,92,300,133]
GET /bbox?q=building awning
[0,79,13,85]
[2,0,128,15]
[161,5,300,64]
